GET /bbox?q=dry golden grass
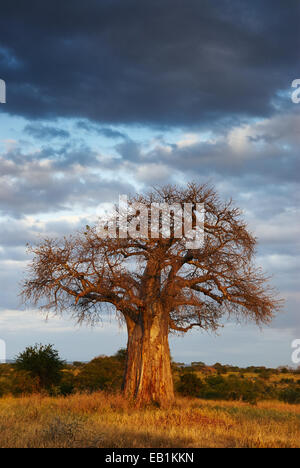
[0,392,299,448]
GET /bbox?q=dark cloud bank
[0,0,299,126]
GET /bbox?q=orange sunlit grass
[0,392,299,448]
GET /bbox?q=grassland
[0,392,299,448]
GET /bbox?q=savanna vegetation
[0,346,299,447]
[1,346,299,404]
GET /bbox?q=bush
[72,362,84,368]
[9,370,40,395]
[176,372,272,404]
[76,356,124,392]
[280,378,295,384]
[213,363,228,374]
[279,387,300,404]
[15,344,65,390]
[176,373,204,397]
[0,365,40,396]
[59,370,76,396]
[202,375,265,404]
[259,370,272,381]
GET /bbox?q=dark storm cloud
[0,0,299,126]
[24,123,70,140]
[76,121,127,140]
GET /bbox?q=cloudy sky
[0,0,299,366]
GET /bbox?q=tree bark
[122,303,174,407]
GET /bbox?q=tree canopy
[23,183,280,330]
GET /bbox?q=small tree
[15,344,65,390]
[22,183,282,406]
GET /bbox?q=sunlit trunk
[122,303,174,407]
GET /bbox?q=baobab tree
[22,183,281,406]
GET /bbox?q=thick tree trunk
[122,303,174,407]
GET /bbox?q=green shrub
[279,387,300,404]
[76,356,124,392]
[176,373,204,397]
[15,344,65,391]
[59,371,76,396]
[176,372,272,404]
